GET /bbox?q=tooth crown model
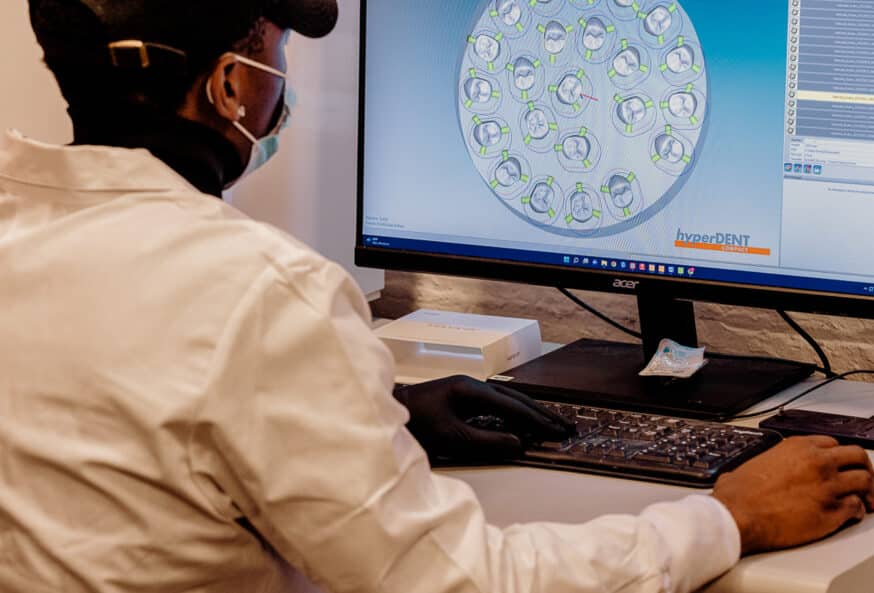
[458,0,709,237]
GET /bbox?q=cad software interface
[361,0,874,296]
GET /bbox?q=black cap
[29,0,338,74]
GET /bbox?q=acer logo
[613,279,640,290]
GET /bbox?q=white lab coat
[0,130,739,593]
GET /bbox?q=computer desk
[439,378,874,593]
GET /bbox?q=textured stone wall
[372,272,874,377]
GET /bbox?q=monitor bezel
[354,0,874,322]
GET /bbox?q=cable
[731,370,874,420]
[557,287,642,340]
[777,310,835,377]
[557,288,835,375]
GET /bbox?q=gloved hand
[393,375,575,463]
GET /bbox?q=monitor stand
[489,293,814,421]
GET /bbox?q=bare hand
[713,435,874,555]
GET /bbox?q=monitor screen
[358,0,874,310]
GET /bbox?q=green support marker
[606,25,616,33]
[465,99,473,108]
[521,90,529,101]
[682,155,692,164]
[537,24,546,33]
[516,22,524,32]
[549,54,556,64]
[576,182,584,192]
[614,94,623,103]
[547,176,555,186]
[528,101,536,111]
[521,174,530,182]
[669,3,678,12]
[490,179,499,188]
[555,145,564,152]
[583,159,592,168]
[533,59,542,68]
[690,115,699,125]
[487,62,494,72]
[608,69,617,78]
[625,124,633,134]
[480,146,488,156]
[548,208,556,218]
[639,64,649,73]
[573,103,581,112]
[665,125,673,135]
[624,207,631,217]
[524,134,532,145]
[678,36,685,46]
[660,100,669,108]
[506,63,515,72]
[645,100,654,108]
[501,126,511,134]
[495,33,504,42]
[472,115,481,125]
[548,122,558,131]
[548,84,558,93]
[660,63,669,72]
[579,126,588,136]
[576,68,586,79]
[692,64,701,73]
[579,17,587,26]
[469,68,476,78]
[566,214,575,224]
[492,90,501,98]
[627,172,636,182]
[521,196,531,204]
[467,36,476,44]
[651,154,661,162]
[593,210,602,219]
[601,185,610,193]
[621,39,629,49]
[586,49,594,60]
[657,35,664,45]
[502,150,509,160]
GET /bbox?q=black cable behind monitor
[777,310,836,378]
[557,287,834,377]
[557,287,642,340]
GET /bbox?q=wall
[373,272,874,377]
[0,1,73,143]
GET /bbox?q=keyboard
[517,402,781,487]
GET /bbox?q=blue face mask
[234,84,296,183]
[206,54,296,187]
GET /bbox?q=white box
[375,309,542,384]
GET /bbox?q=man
[1,1,872,592]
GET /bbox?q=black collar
[72,115,243,197]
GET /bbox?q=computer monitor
[355,0,874,419]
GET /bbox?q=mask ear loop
[205,76,259,146]
[233,53,288,79]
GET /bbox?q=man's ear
[206,53,246,123]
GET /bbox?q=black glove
[393,375,575,463]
